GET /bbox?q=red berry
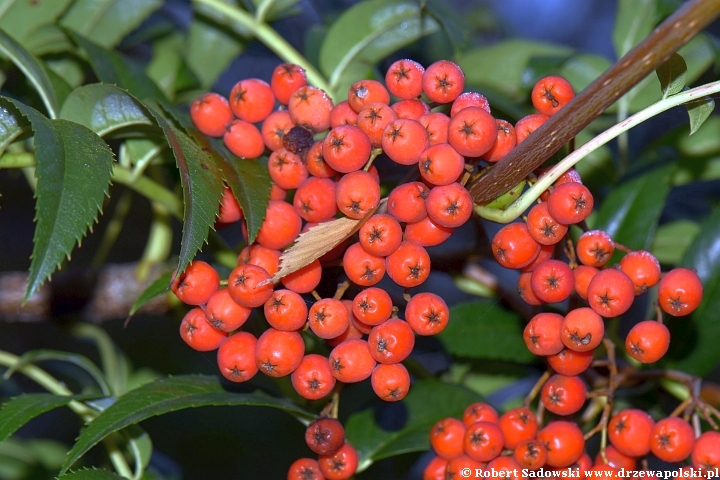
[658,267,703,316]
[625,320,670,363]
[305,417,345,456]
[255,328,305,377]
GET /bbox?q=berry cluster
[287,417,357,480]
[180,58,525,406]
[424,407,720,478]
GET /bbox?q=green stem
[254,0,276,23]
[0,349,135,478]
[475,80,720,223]
[112,165,183,219]
[192,0,332,96]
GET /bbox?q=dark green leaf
[3,350,110,396]
[664,207,720,376]
[187,15,245,89]
[0,100,29,155]
[146,33,184,99]
[60,0,162,49]
[560,54,611,94]
[346,380,481,470]
[206,138,271,244]
[124,425,152,475]
[0,28,59,117]
[0,0,72,46]
[656,53,687,99]
[686,96,715,136]
[44,63,73,108]
[592,163,675,251]
[23,24,73,56]
[423,0,470,57]
[59,468,127,480]
[459,40,572,101]
[437,301,534,363]
[678,116,720,156]
[613,0,657,57]
[69,32,168,102]
[59,84,154,137]
[159,103,271,244]
[651,220,701,265]
[60,374,316,473]
[2,99,115,303]
[129,270,172,317]
[250,0,302,21]
[0,394,94,444]
[146,108,223,277]
[627,35,715,112]
[319,0,440,98]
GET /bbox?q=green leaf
[459,40,572,101]
[626,35,715,112]
[59,468,127,480]
[187,14,245,89]
[437,301,534,363]
[60,374,316,473]
[678,116,720,156]
[146,33,184,99]
[158,103,271,244]
[686,96,715,136]
[59,84,155,137]
[592,163,675,251]
[656,53,687,99]
[2,99,115,303]
[22,24,73,56]
[3,350,110,396]
[345,379,481,471]
[128,270,172,317]
[146,108,223,277]
[60,0,162,49]
[560,54,611,94]
[0,393,94,444]
[664,206,720,376]
[613,0,657,58]
[69,32,168,102]
[319,0,440,97]
[0,28,59,118]
[207,138,271,244]
[250,0,302,21]
[0,101,29,155]
[0,0,73,45]
[651,220,701,265]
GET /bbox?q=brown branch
[468,0,720,204]
[0,264,170,323]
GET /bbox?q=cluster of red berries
[286,417,357,480]
[181,57,536,408]
[424,403,720,479]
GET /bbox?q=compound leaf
[437,301,534,363]
[0,0,73,46]
[2,98,114,303]
[0,394,96,444]
[146,108,223,277]
[656,52,687,99]
[665,206,720,376]
[593,163,675,252]
[320,0,440,98]
[345,380,481,471]
[0,28,59,117]
[60,374,315,473]
[60,0,162,49]
[69,32,167,102]
[59,83,155,137]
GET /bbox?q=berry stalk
[475,79,720,223]
[467,0,720,204]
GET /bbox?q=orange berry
[229,78,275,123]
[190,92,233,137]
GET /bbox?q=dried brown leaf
[264,200,385,286]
